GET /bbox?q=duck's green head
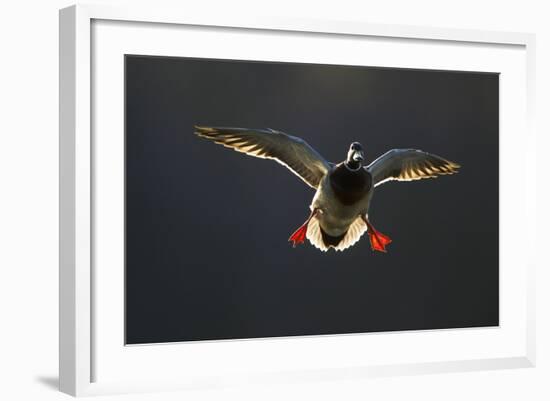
[345,142,364,170]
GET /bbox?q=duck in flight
[195,126,460,252]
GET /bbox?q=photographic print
[125,55,498,344]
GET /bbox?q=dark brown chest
[329,164,372,206]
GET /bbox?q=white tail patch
[306,216,367,252]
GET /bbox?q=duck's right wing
[195,126,331,189]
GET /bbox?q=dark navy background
[125,55,499,344]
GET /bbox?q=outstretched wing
[194,126,331,189]
[366,149,460,187]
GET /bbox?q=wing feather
[367,149,460,187]
[195,126,330,189]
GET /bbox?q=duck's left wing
[195,126,331,189]
[366,149,460,187]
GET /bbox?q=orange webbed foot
[367,230,392,252]
[288,224,308,247]
[288,209,318,248]
[363,217,392,253]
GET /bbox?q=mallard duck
[195,126,460,252]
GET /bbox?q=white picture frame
[59,3,536,397]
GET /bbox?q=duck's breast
[329,164,372,205]
[310,168,373,237]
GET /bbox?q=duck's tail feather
[306,216,367,252]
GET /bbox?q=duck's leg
[361,215,392,253]
[288,209,319,248]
